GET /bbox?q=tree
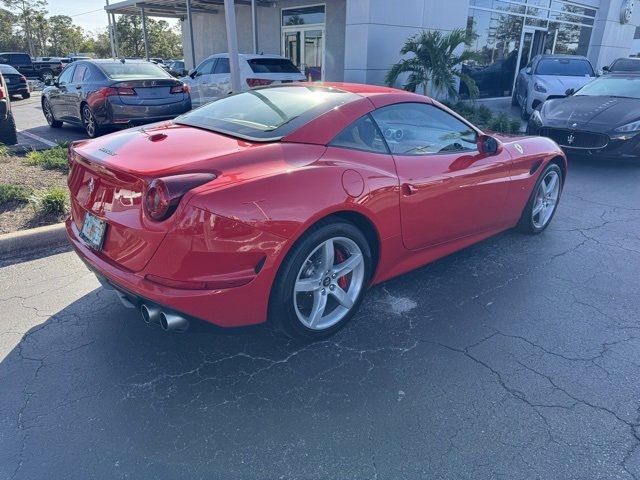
[385,29,479,100]
[0,7,26,51]
[1,0,48,56]
[114,15,182,59]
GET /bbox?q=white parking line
[17,130,57,147]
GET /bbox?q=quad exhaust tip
[159,311,189,332]
[140,304,161,324]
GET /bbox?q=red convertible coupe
[66,83,566,338]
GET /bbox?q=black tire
[42,99,63,128]
[21,90,30,99]
[520,93,530,120]
[517,163,563,234]
[0,110,18,145]
[269,219,372,340]
[81,104,100,138]
[511,91,518,107]
[39,69,53,83]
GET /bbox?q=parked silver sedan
[512,54,596,120]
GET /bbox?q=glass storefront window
[462,0,595,98]
[282,5,325,26]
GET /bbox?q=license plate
[80,212,107,250]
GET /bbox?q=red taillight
[95,86,137,98]
[170,83,189,94]
[246,78,274,88]
[0,86,4,99]
[143,173,216,221]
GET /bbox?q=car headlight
[534,83,547,93]
[615,119,640,133]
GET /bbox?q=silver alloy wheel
[42,71,53,83]
[82,106,95,137]
[43,100,53,125]
[293,236,365,331]
[532,170,560,229]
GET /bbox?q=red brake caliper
[334,248,349,290]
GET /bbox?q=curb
[0,223,68,259]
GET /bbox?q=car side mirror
[602,65,610,72]
[477,134,502,156]
[525,67,532,75]
[188,69,196,78]
[565,88,575,96]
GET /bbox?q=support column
[251,0,258,54]
[141,7,150,61]
[186,0,197,69]
[105,0,116,58]
[224,0,241,93]
[111,13,119,57]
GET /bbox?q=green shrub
[0,183,31,205]
[487,113,522,134]
[25,146,69,172]
[444,102,522,134]
[31,187,68,215]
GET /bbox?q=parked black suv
[0,64,29,99]
[0,71,18,145]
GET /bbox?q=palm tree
[385,29,479,100]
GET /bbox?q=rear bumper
[7,84,28,94]
[66,210,283,328]
[104,98,191,126]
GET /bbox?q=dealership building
[106,0,639,99]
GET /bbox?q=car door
[209,57,231,98]
[65,63,88,123]
[371,102,513,250]
[189,58,216,108]
[49,64,75,120]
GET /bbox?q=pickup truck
[0,52,64,82]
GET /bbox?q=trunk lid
[112,78,186,105]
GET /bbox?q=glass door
[282,26,325,81]
[512,26,549,94]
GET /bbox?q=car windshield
[248,58,301,74]
[100,62,171,80]
[0,64,20,74]
[610,59,640,73]
[536,58,594,77]
[575,76,640,99]
[175,85,359,140]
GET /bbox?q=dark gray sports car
[527,74,640,160]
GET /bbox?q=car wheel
[81,104,100,138]
[40,70,53,83]
[21,90,30,99]
[520,93,529,120]
[42,99,63,128]
[0,110,18,145]
[269,219,372,339]
[518,163,563,234]
[511,90,518,107]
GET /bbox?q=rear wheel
[43,99,63,128]
[21,90,30,99]
[518,163,563,234]
[82,104,100,138]
[40,69,53,83]
[0,110,18,145]
[269,220,372,339]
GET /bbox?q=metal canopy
[104,0,272,18]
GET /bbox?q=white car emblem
[571,122,578,128]
[87,177,95,194]
[567,134,575,145]
[514,143,524,154]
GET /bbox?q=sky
[46,0,179,35]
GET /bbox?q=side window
[58,65,75,85]
[195,59,215,77]
[370,103,478,155]
[330,114,388,154]
[72,65,87,83]
[213,58,230,74]
[0,55,9,63]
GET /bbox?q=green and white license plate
[79,212,107,250]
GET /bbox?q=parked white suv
[183,53,306,108]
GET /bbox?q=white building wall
[588,0,640,69]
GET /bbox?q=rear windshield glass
[0,65,20,74]
[100,62,171,79]
[576,76,640,99]
[536,58,594,77]
[248,58,301,74]
[175,85,359,141]
[610,59,640,73]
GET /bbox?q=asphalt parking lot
[1,154,640,479]
[11,93,88,148]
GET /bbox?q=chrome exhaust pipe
[159,311,189,332]
[140,304,161,324]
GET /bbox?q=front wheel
[518,163,563,234]
[43,99,62,128]
[521,93,530,120]
[269,220,372,339]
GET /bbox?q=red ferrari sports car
[66,83,566,338]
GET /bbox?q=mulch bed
[0,155,68,235]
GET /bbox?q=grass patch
[30,187,68,215]
[0,144,9,158]
[25,146,69,173]
[0,183,32,205]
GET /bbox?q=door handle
[401,183,418,196]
